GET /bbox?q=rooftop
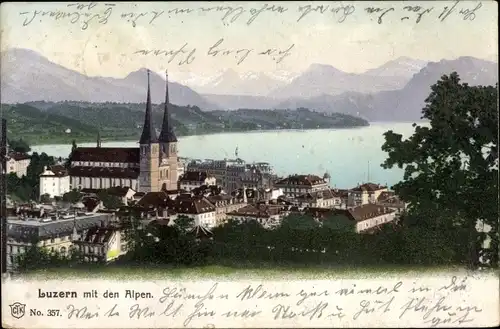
[7,213,114,242]
[179,171,212,182]
[8,152,30,161]
[70,147,140,163]
[350,183,387,192]
[227,204,283,218]
[275,174,327,186]
[69,166,140,179]
[175,196,216,214]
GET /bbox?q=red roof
[175,196,215,214]
[350,183,387,192]
[8,152,30,161]
[69,166,139,179]
[70,147,140,163]
[137,191,171,208]
[40,165,69,177]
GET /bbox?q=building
[274,174,329,198]
[186,158,276,193]
[239,163,275,190]
[331,189,349,209]
[346,203,396,233]
[293,189,340,209]
[375,191,407,215]
[39,165,71,198]
[173,194,217,228]
[81,186,137,206]
[6,152,30,178]
[178,171,216,191]
[347,183,388,207]
[6,212,113,270]
[306,203,396,234]
[206,194,247,225]
[72,224,126,263]
[226,203,288,229]
[69,70,180,193]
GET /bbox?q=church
[69,70,180,193]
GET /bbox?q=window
[50,238,55,244]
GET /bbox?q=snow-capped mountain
[172,68,298,96]
[363,56,428,78]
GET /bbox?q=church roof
[139,69,158,144]
[158,71,178,143]
[69,166,140,179]
[70,147,140,163]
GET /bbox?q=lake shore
[27,125,371,146]
[31,122,418,188]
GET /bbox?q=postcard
[0,1,498,328]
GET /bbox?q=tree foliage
[97,190,124,210]
[381,72,498,268]
[8,138,31,153]
[6,151,56,201]
[62,189,83,203]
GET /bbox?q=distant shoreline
[28,125,372,146]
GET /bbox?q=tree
[280,214,320,230]
[27,152,55,183]
[97,190,124,210]
[8,138,31,154]
[14,238,83,272]
[173,215,195,234]
[62,189,83,203]
[65,140,78,169]
[381,73,498,268]
[40,193,52,203]
[6,152,55,201]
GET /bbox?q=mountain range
[1,48,497,122]
[172,69,299,97]
[276,57,498,121]
[1,48,217,109]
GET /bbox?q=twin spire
[139,69,177,145]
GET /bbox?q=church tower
[158,70,179,191]
[138,70,160,193]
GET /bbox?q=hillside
[2,102,369,145]
[2,104,99,144]
[211,108,368,130]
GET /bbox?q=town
[2,71,407,272]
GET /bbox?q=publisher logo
[9,302,26,319]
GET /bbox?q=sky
[0,1,498,79]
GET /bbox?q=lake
[31,122,423,189]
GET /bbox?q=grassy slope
[16,263,472,280]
